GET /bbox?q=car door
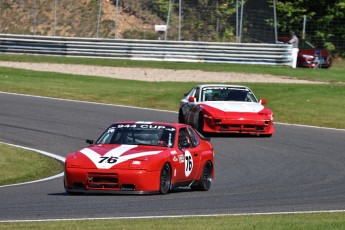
[174,127,201,182]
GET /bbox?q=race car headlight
[65,153,81,168]
[65,161,81,168]
[258,112,273,120]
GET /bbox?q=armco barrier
[0,34,292,66]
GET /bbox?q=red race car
[179,84,274,137]
[64,121,214,195]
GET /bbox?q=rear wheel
[191,161,212,191]
[159,163,171,195]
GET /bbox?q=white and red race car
[64,121,214,195]
[178,84,275,137]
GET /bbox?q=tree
[269,0,345,56]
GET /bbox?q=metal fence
[1,0,342,47]
[0,34,291,66]
[0,1,279,42]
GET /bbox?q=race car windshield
[201,87,258,102]
[96,124,176,147]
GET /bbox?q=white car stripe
[80,145,162,169]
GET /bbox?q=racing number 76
[99,156,117,164]
[185,155,193,172]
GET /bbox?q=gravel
[0,61,324,84]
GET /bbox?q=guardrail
[0,34,291,66]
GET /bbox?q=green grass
[1,212,345,229]
[0,143,63,186]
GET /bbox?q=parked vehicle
[278,37,332,68]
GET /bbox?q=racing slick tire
[178,109,185,124]
[191,161,212,191]
[197,113,204,133]
[159,163,172,195]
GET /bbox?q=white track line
[1,210,345,223]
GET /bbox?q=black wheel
[197,113,204,133]
[159,163,171,195]
[178,109,185,123]
[191,161,212,191]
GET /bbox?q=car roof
[196,84,250,89]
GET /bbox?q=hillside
[0,0,165,39]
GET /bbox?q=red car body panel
[64,121,214,194]
[179,85,274,136]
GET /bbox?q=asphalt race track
[1,92,345,221]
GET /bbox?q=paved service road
[1,92,345,221]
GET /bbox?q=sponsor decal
[170,150,177,155]
[173,156,178,162]
[117,124,171,130]
[178,155,184,163]
[131,161,141,165]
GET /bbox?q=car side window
[187,128,200,147]
[178,128,191,148]
[194,87,200,102]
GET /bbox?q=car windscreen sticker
[80,145,162,169]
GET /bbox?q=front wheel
[191,161,212,191]
[178,109,185,123]
[197,113,204,133]
[159,163,171,195]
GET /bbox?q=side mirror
[260,99,266,105]
[188,96,196,103]
[86,139,94,145]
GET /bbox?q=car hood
[66,144,166,169]
[201,101,265,114]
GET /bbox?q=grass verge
[1,212,345,229]
[0,143,63,186]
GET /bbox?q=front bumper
[203,116,274,135]
[64,168,161,194]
